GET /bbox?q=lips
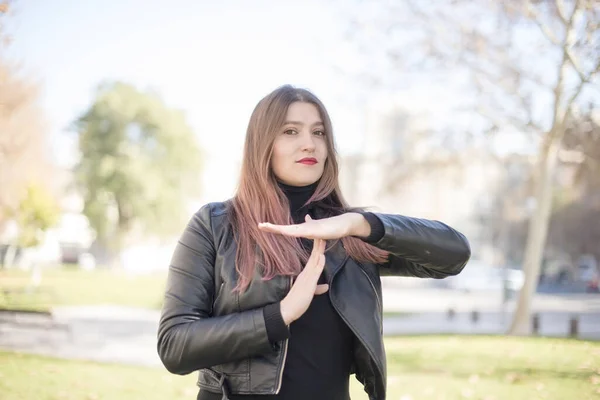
[297,158,318,165]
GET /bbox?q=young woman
[157,85,471,400]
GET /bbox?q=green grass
[0,267,415,316]
[384,335,600,400]
[0,351,198,400]
[382,311,411,318]
[1,336,599,400]
[0,268,167,312]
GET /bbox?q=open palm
[258,214,354,240]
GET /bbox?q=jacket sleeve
[156,203,276,375]
[367,213,471,278]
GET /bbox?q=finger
[310,253,325,275]
[313,240,326,266]
[257,222,289,233]
[317,252,326,269]
[311,237,325,258]
[319,237,326,254]
[305,214,312,222]
[314,284,329,295]
[310,238,323,259]
[300,248,319,276]
[258,222,305,237]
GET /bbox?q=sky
[5,0,374,202]
[5,0,534,204]
[6,1,357,153]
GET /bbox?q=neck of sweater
[277,180,319,222]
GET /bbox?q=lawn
[0,267,167,312]
[0,268,411,317]
[1,336,598,400]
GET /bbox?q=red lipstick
[297,157,318,165]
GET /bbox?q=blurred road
[381,278,600,314]
[0,280,599,367]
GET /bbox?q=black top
[198,181,384,400]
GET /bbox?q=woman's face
[271,102,328,187]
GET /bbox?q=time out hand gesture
[258,212,371,240]
[279,216,329,325]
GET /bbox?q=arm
[157,204,288,375]
[255,210,470,279]
[356,212,471,278]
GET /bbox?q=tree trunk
[508,133,562,335]
[3,243,17,268]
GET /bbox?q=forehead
[285,102,323,124]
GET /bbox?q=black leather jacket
[157,201,471,400]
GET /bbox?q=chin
[286,176,320,187]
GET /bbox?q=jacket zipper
[274,337,289,394]
[274,276,292,394]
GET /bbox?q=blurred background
[0,1,599,399]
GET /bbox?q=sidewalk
[383,311,600,340]
[1,287,599,368]
[0,306,162,366]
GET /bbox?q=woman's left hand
[258,213,371,240]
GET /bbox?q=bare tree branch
[345,0,600,338]
[525,1,561,45]
[567,0,583,25]
[555,0,570,24]
[561,0,588,83]
[565,48,590,82]
[565,60,600,113]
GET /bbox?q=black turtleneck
[198,181,384,400]
[277,180,318,221]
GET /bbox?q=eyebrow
[283,121,324,127]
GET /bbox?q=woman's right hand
[279,216,329,325]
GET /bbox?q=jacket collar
[323,240,349,284]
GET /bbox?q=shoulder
[193,199,234,229]
[199,199,232,217]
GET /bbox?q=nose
[300,131,316,152]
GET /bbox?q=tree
[3,184,60,287]
[12,184,59,249]
[562,104,600,199]
[0,1,51,232]
[73,81,202,267]
[547,106,600,263]
[1,0,57,272]
[345,0,599,335]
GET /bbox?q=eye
[313,130,325,136]
[283,129,298,135]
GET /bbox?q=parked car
[444,260,524,293]
[578,255,599,293]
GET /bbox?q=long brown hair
[230,85,388,292]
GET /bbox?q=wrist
[348,212,371,238]
[279,299,294,325]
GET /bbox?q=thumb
[314,284,329,295]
